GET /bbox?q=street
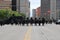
[0,23,60,40]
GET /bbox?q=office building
[36,7,41,18]
[41,0,50,20]
[32,9,36,18]
[0,0,11,10]
[17,0,30,17]
[50,0,60,20]
[0,0,30,17]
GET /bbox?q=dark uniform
[38,18,41,26]
[8,14,17,25]
[41,18,45,26]
[49,19,52,24]
[22,18,25,26]
[30,17,34,25]
[19,16,23,25]
[34,18,38,26]
[45,20,48,24]
[25,17,29,26]
[0,20,3,26]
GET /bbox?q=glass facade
[56,0,60,19]
[41,0,50,19]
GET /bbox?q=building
[41,0,50,20]
[0,0,17,11]
[17,0,30,17]
[32,9,36,18]
[50,0,56,20]
[41,0,60,20]
[50,0,60,20]
[0,0,30,17]
[36,7,41,18]
[56,0,60,19]
[0,0,11,10]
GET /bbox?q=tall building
[56,0,60,19]
[0,0,30,17]
[0,0,11,10]
[17,0,30,17]
[50,0,56,20]
[41,0,60,20]
[36,7,41,18]
[41,0,50,20]
[32,9,36,18]
[50,0,60,20]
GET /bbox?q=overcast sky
[29,0,41,17]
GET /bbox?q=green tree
[0,9,26,19]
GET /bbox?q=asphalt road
[0,23,60,40]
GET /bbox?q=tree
[0,9,26,19]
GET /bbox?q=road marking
[24,26,32,40]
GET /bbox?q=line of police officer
[0,14,53,26]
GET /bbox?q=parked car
[55,19,60,24]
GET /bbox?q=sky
[29,0,41,17]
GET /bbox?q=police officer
[0,20,3,26]
[34,18,38,26]
[10,14,15,25]
[49,19,52,24]
[19,16,23,25]
[38,18,41,26]
[25,17,29,26]
[45,20,48,24]
[21,17,25,26]
[41,18,45,26]
[30,17,34,25]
